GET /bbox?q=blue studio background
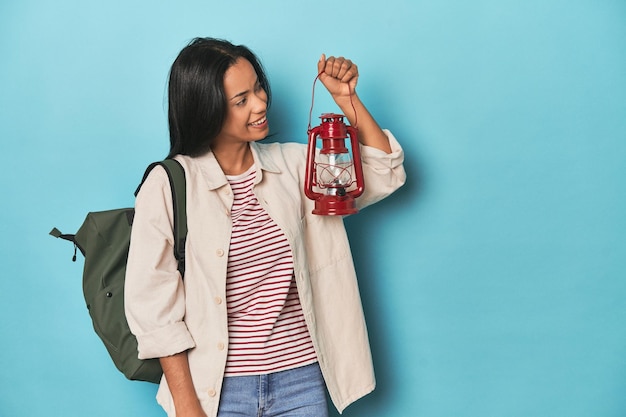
[1,1,625,416]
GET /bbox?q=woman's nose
[252,89,267,110]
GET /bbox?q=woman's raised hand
[317,54,359,102]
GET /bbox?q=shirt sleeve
[356,129,407,210]
[124,166,196,359]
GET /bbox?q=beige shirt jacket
[125,130,406,416]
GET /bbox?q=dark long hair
[167,37,272,157]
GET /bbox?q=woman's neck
[211,143,254,176]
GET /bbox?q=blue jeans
[217,362,329,417]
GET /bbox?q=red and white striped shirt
[224,166,317,376]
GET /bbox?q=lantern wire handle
[308,71,358,131]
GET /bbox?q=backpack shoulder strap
[136,159,188,277]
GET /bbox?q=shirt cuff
[359,129,404,169]
[136,321,196,359]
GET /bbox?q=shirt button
[214,296,223,305]
[216,249,224,257]
[217,342,225,351]
[207,388,216,397]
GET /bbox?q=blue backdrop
[2,1,625,416]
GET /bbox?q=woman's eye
[236,98,247,106]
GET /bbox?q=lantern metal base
[312,195,359,216]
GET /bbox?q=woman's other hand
[317,54,358,103]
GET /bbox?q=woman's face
[214,58,269,146]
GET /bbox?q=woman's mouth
[249,116,267,127]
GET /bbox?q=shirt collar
[191,141,282,190]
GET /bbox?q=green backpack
[50,159,187,384]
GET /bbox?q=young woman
[125,37,406,417]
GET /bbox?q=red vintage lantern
[305,113,365,215]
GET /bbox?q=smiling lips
[249,116,267,127]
